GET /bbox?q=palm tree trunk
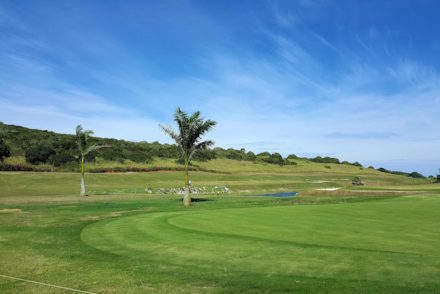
[183,158,191,207]
[80,156,86,196]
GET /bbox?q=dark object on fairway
[178,198,213,203]
[191,198,213,203]
[249,192,298,197]
[352,177,364,186]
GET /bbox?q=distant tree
[270,153,285,166]
[310,156,340,164]
[160,107,216,207]
[25,144,54,165]
[192,148,216,162]
[226,148,243,160]
[0,138,10,162]
[408,172,425,179]
[245,151,256,161]
[437,169,440,183]
[49,151,76,167]
[76,125,109,196]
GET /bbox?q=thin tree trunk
[80,173,85,196]
[183,158,191,207]
[80,156,86,196]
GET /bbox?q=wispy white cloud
[0,1,439,175]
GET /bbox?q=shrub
[0,138,11,162]
[127,151,153,163]
[310,156,340,164]
[193,148,216,162]
[270,153,284,165]
[49,151,77,167]
[25,144,55,165]
[408,172,425,179]
[352,176,364,186]
[245,151,256,161]
[225,148,243,160]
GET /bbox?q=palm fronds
[160,108,216,162]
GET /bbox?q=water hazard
[249,191,298,197]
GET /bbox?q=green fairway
[82,196,440,287]
[1,164,440,293]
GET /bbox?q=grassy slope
[1,159,439,293]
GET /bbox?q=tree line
[0,121,435,180]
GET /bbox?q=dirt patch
[109,212,123,217]
[0,208,22,213]
[131,207,153,212]
[347,190,416,194]
[80,216,101,221]
[109,208,153,217]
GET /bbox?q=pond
[249,191,298,197]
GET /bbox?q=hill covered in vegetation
[0,122,429,178]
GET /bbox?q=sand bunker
[315,188,341,191]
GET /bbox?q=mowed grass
[1,159,440,293]
[83,197,440,287]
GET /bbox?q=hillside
[0,122,428,179]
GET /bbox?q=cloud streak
[0,1,439,175]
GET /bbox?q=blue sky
[0,0,439,175]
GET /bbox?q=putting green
[81,196,440,284]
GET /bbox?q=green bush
[49,151,77,167]
[245,151,256,161]
[352,176,364,186]
[193,149,216,162]
[25,145,55,165]
[0,138,10,162]
[310,156,340,164]
[408,172,425,179]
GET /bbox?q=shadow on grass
[177,198,214,203]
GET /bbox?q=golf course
[1,159,440,293]
[1,1,440,292]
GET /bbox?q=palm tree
[160,107,216,207]
[76,125,109,196]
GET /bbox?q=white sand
[315,187,341,191]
